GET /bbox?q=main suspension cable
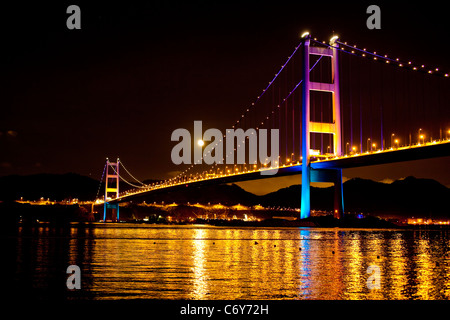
[120,161,145,186]
[110,164,144,189]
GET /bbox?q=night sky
[1,1,449,194]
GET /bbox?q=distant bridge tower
[301,34,344,219]
[103,158,120,222]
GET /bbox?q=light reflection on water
[7,224,450,300]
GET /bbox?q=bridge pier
[300,164,311,219]
[332,169,344,219]
[301,167,344,219]
[103,202,120,222]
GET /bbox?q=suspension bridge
[97,33,450,222]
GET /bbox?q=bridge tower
[103,158,120,222]
[301,34,344,219]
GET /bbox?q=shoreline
[2,201,449,230]
[11,217,450,230]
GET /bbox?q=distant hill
[0,173,448,218]
[344,176,450,218]
[0,173,100,201]
[260,177,450,219]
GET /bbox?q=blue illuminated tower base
[301,167,344,219]
[103,202,120,222]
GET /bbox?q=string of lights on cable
[313,38,449,78]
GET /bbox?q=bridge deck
[111,141,450,203]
